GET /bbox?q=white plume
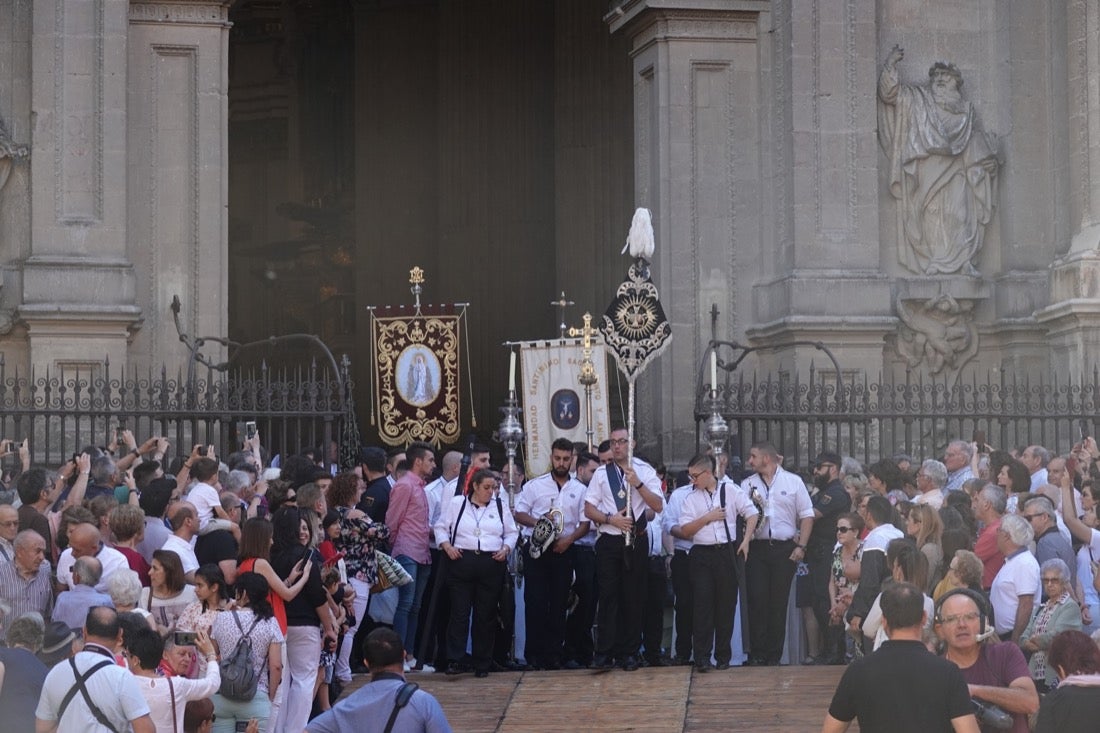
[622,207,655,259]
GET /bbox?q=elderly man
[161,502,200,581]
[35,606,154,733]
[0,503,18,562]
[973,484,1006,590]
[943,441,975,493]
[1022,497,1076,589]
[990,514,1039,643]
[823,582,978,733]
[55,523,128,593]
[1021,445,1050,491]
[52,556,114,630]
[0,530,53,637]
[936,589,1038,733]
[913,460,948,509]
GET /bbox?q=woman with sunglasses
[827,512,864,663]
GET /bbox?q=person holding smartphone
[125,626,221,733]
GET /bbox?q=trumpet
[528,507,565,559]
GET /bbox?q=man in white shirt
[55,523,129,593]
[514,438,590,670]
[990,513,1039,642]
[676,453,758,672]
[583,428,664,671]
[160,501,200,581]
[35,606,154,733]
[1022,445,1050,491]
[741,441,814,666]
[662,476,696,665]
[913,459,948,510]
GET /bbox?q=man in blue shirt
[307,627,452,733]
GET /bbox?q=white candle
[710,350,718,392]
[509,351,517,392]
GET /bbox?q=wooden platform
[343,665,857,732]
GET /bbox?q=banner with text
[520,339,609,477]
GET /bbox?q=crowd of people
[4,427,1100,731]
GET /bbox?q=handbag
[372,551,413,594]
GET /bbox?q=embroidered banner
[520,339,610,477]
[372,309,462,446]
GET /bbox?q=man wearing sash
[676,453,758,672]
[583,427,664,671]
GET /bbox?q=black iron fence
[0,355,350,471]
[701,366,1100,470]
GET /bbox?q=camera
[245,421,257,440]
[173,631,197,646]
[235,722,250,733]
[971,699,1013,730]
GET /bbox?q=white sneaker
[409,663,435,673]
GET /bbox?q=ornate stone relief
[0,115,29,194]
[894,294,978,378]
[878,46,999,276]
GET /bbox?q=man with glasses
[0,504,18,562]
[806,452,851,664]
[675,453,757,672]
[936,589,1038,733]
[1021,497,1076,592]
[583,427,664,670]
[913,459,948,509]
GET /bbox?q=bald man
[55,523,129,593]
[161,501,200,581]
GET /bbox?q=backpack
[219,610,262,702]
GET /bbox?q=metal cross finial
[551,291,575,338]
[409,266,424,309]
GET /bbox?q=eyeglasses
[0,520,18,527]
[687,470,709,481]
[1021,514,1041,522]
[1041,576,1064,584]
[938,611,980,626]
[836,526,855,534]
[610,438,629,446]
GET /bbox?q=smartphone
[245,421,257,440]
[1081,419,1090,441]
[235,723,249,733]
[972,429,987,453]
[115,427,124,442]
[197,445,207,457]
[173,631,197,646]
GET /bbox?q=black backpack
[219,610,262,701]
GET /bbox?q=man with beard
[878,46,998,276]
[806,451,851,664]
[514,437,591,669]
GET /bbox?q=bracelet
[131,449,140,457]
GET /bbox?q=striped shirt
[0,560,54,636]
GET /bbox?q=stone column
[125,1,231,368]
[607,1,775,464]
[20,0,142,374]
[1035,1,1100,377]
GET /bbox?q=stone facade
[0,0,1097,466]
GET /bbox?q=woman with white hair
[108,568,157,630]
[990,513,1040,643]
[1020,558,1083,691]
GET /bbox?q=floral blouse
[334,506,390,586]
[832,542,863,594]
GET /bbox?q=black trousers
[415,548,449,667]
[669,549,693,660]
[594,533,649,658]
[746,539,798,664]
[446,551,505,671]
[564,545,597,665]
[690,543,738,666]
[643,554,667,661]
[523,545,574,666]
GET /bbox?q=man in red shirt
[973,484,1007,590]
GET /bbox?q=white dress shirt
[679,480,758,547]
[423,476,449,549]
[584,458,664,537]
[56,543,130,592]
[740,466,814,542]
[515,472,588,539]
[434,494,519,553]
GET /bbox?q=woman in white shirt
[125,626,220,733]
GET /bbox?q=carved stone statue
[895,294,978,377]
[878,46,998,277]
[0,115,28,193]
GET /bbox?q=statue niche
[878,46,999,277]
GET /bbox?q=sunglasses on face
[836,526,855,534]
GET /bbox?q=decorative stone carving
[895,294,978,377]
[0,115,29,194]
[878,46,998,277]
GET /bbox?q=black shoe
[475,669,489,678]
[695,662,712,673]
[715,661,731,671]
[563,659,583,670]
[671,656,693,667]
[590,655,614,670]
[621,655,640,672]
[646,656,669,668]
[445,663,463,676]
